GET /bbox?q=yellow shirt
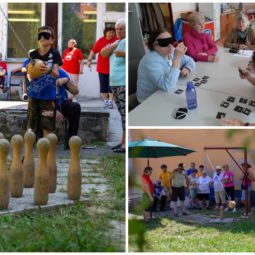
[198,170,203,177]
[158,171,172,188]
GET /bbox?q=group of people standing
[141,161,255,222]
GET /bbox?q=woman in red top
[62,39,84,96]
[87,26,118,109]
[141,166,154,222]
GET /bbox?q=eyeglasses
[38,32,52,41]
[155,37,174,47]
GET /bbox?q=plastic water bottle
[186,81,197,110]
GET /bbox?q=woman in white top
[197,170,212,209]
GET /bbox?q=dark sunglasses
[155,37,174,47]
[38,32,52,40]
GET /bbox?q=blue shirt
[136,50,196,102]
[56,69,70,108]
[22,58,30,68]
[153,183,164,198]
[110,38,126,87]
[28,74,57,100]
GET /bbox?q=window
[62,3,97,59]
[7,3,42,58]
[106,3,125,12]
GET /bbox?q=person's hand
[180,67,190,77]
[174,42,187,58]
[198,52,208,56]
[149,196,153,202]
[39,63,50,75]
[239,44,248,50]
[246,61,255,72]
[79,70,83,74]
[208,55,219,62]
[239,68,250,79]
[87,60,92,69]
[220,117,244,126]
[56,110,64,122]
[56,78,68,87]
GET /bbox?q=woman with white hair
[224,12,255,50]
[101,19,126,153]
[62,39,84,90]
[183,12,218,62]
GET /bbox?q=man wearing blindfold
[27,26,63,138]
[136,29,195,103]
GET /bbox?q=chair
[8,70,25,100]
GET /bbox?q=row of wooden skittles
[0,130,82,210]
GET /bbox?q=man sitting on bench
[56,68,81,147]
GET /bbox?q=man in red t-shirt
[0,52,8,93]
[62,39,84,100]
[87,25,118,109]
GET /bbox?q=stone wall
[0,108,109,144]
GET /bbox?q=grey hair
[236,12,249,23]
[69,39,77,46]
[115,18,126,28]
[188,12,205,27]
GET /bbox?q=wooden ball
[228,200,236,209]
[27,59,47,80]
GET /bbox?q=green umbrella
[129,138,195,166]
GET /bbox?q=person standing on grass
[141,166,154,222]
[197,170,212,209]
[213,166,226,210]
[158,164,172,210]
[171,163,189,217]
[87,25,118,109]
[240,162,255,216]
[223,164,236,212]
[188,170,198,209]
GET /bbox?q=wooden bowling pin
[23,129,36,187]
[46,133,58,193]
[0,132,4,139]
[34,138,50,206]
[10,135,24,197]
[0,139,10,209]
[67,136,82,200]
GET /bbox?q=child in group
[152,179,167,211]
[188,170,199,209]
[213,165,226,210]
[27,26,62,137]
[0,53,8,93]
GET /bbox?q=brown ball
[27,59,47,80]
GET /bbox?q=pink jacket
[183,28,218,62]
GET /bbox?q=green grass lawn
[129,210,255,252]
[0,154,125,252]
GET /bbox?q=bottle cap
[187,81,194,89]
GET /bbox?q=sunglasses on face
[38,32,52,40]
[155,37,174,47]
